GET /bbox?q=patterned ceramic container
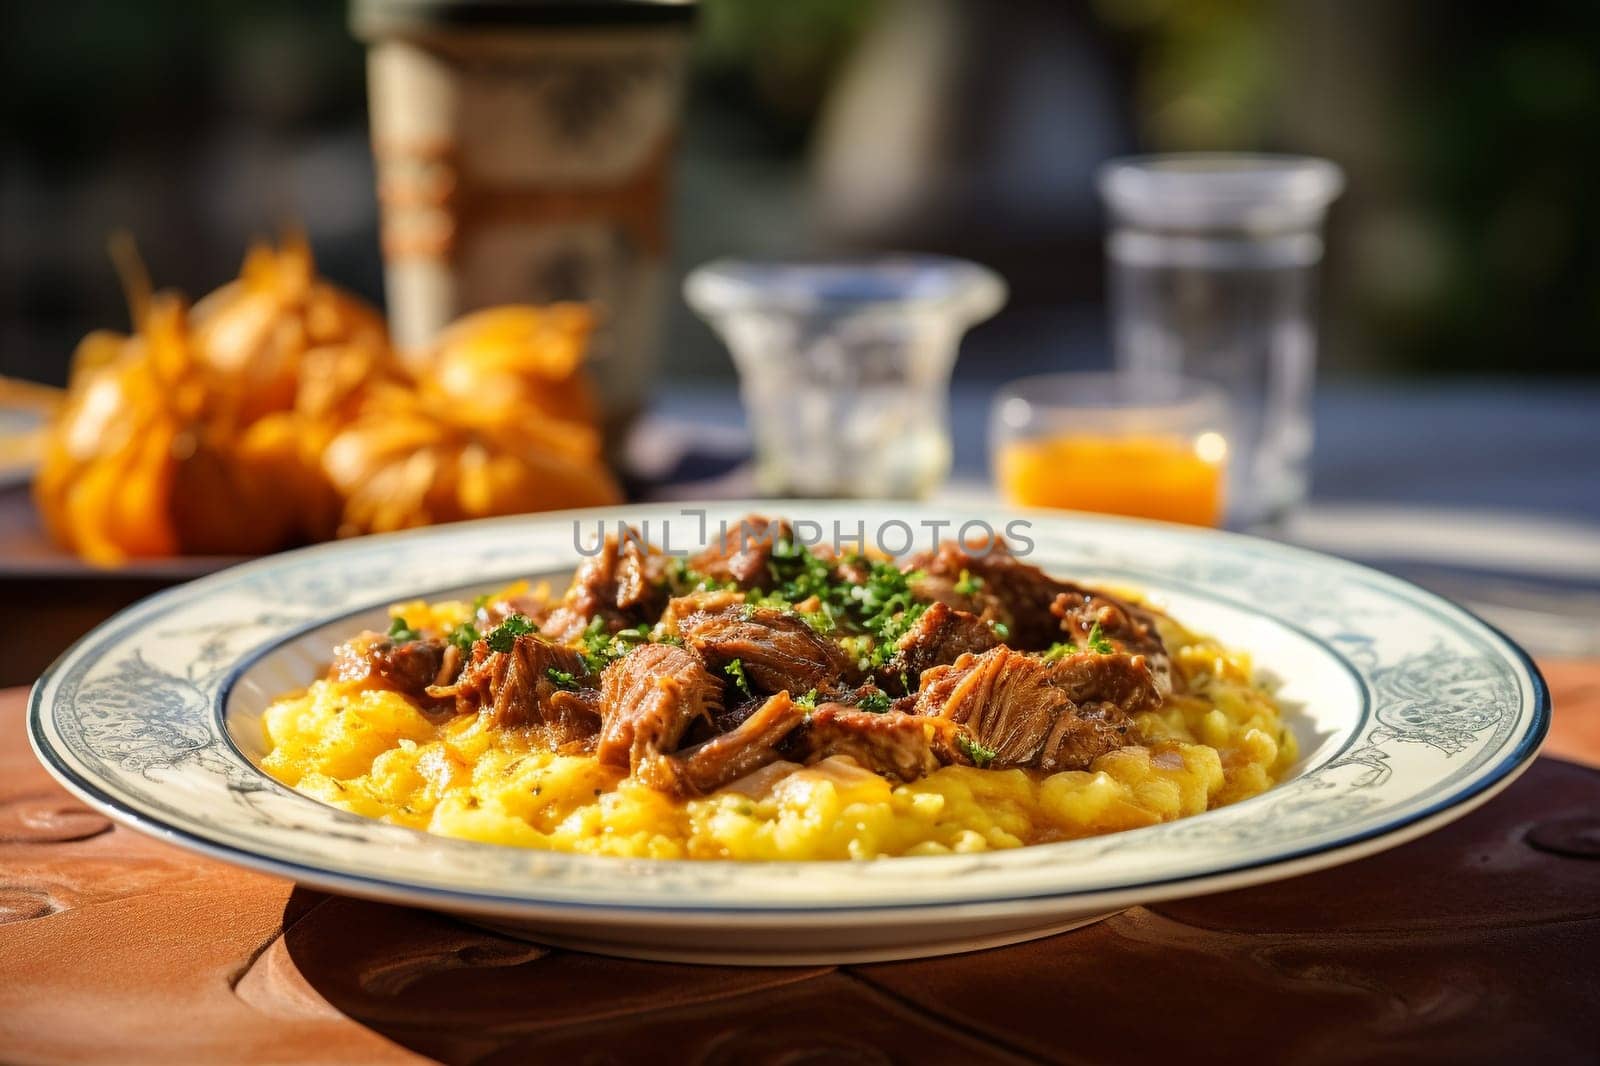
[356,0,695,428]
[29,503,1547,964]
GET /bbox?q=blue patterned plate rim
[27,501,1549,916]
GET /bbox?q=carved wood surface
[3,663,1598,1064]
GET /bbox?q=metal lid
[352,0,696,39]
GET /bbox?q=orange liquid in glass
[997,435,1225,527]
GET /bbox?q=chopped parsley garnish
[1086,621,1115,655]
[485,614,536,653]
[989,620,1010,640]
[447,621,481,651]
[766,536,837,604]
[745,541,844,634]
[545,667,579,689]
[578,617,657,673]
[1041,622,1116,661]
[684,538,934,689]
[731,539,931,669]
[856,690,891,713]
[953,568,984,596]
[795,688,819,710]
[837,634,873,670]
[956,732,998,768]
[851,560,929,664]
[386,616,421,643]
[796,608,837,635]
[724,658,753,697]
[578,616,615,668]
[615,622,653,645]
[667,557,735,594]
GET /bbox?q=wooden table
[3,667,1598,1065]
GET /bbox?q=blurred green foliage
[1,0,362,166]
[692,0,880,140]
[1403,7,1600,374]
[1095,0,1275,149]
[3,0,1597,376]
[1096,0,1599,374]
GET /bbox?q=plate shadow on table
[265,760,1600,1065]
[264,888,1020,1064]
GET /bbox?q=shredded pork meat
[597,643,722,774]
[364,515,1170,796]
[915,646,1156,771]
[681,605,859,697]
[426,634,596,744]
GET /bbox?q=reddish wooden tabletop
[3,664,1598,1065]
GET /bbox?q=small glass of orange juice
[990,372,1230,526]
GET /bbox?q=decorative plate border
[29,502,1548,915]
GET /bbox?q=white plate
[28,502,1548,964]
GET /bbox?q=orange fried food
[33,236,622,565]
[35,296,195,563]
[322,392,620,537]
[189,232,390,425]
[419,304,601,431]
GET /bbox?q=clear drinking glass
[685,256,1006,498]
[1099,154,1344,527]
[990,371,1231,526]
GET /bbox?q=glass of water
[685,256,1006,498]
[1099,154,1344,527]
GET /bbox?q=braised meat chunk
[915,646,1153,772]
[909,538,1172,694]
[793,703,945,781]
[331,633,462,708]
[907,539,1060,646]
[685,516,795,590]
[889,600,1000,681]
[682,605,858,696]
[427,633,597,744]
[657,589,746,634]
[643,690,806,795]
[597,643,722,774]
[1046,649,1165,716]
[541,531,668,642]
[915,646,1072,767]
[1050,589,1172,697]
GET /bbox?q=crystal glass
[1099,154,1344,527]
[685,256,1006,498]
[990,371,1231,527]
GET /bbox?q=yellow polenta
[260,596,1296,860]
